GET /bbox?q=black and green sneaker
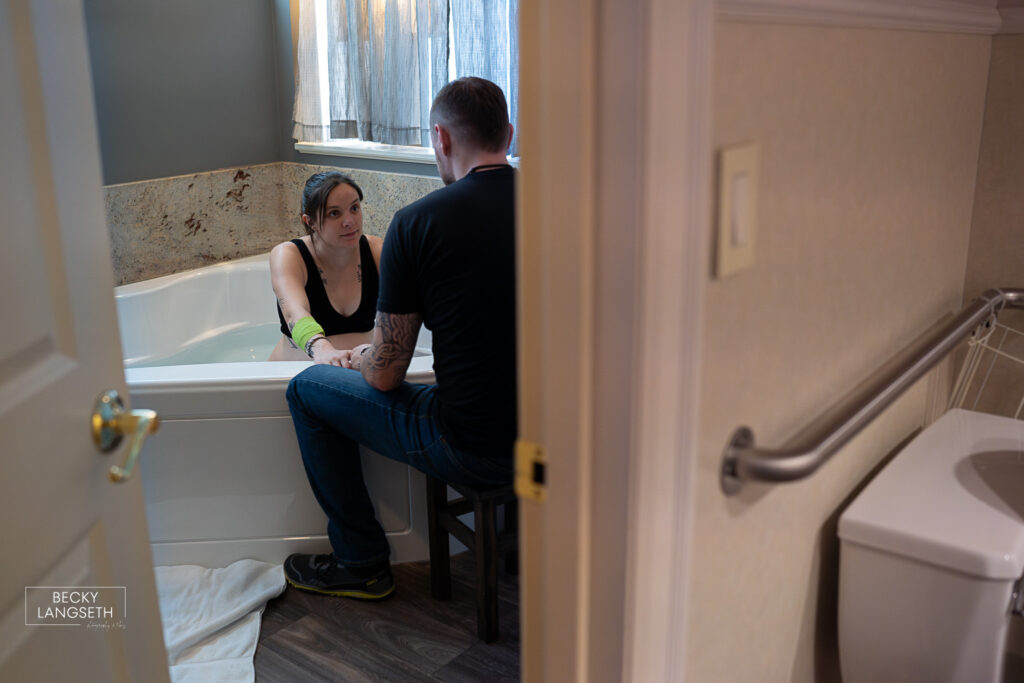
[284,553,395,600]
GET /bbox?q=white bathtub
[116,253,435,568]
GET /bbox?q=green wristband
[291,316,325,352]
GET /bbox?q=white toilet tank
[838,408,1024,683]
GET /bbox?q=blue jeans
[286,365,513,567]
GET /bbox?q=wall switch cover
[715,142,758,278]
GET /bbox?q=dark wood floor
[255,552,520,682]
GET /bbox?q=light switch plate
[715,142,758,278]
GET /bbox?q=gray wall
[84,0,282,184]
[83,0,438,185]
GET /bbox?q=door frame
[517,0,712,680]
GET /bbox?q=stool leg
[476,496,499,642]
[504,498,519,576]
[426,476,452,601]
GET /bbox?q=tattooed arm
[270,241,314,332]
[351,310,422,391]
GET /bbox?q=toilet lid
[838,409,1024,580]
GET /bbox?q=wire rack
[949,308,1024,419]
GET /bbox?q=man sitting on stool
[283,76,517,599]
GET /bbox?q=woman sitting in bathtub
[269,172,382,365]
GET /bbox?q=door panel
[0,1,168,680]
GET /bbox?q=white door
[0,1,169,681]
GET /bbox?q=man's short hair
[430,77,510,153]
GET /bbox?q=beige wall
[962,34,1024,419]
[687,23,990,682]
[965,34,1024,301]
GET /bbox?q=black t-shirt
[377,166,516,457]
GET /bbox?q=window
[293,0,518,163]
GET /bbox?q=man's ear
[435,123,452,156]
[505,123,514,151]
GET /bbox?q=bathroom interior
[78,0,1024,681]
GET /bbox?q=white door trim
[622,0,713,681]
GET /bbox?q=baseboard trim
[149,527,431,569]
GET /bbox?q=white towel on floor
[154,559,285,683]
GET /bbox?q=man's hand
[342,343,372,371]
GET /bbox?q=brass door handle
[91,390,159,482]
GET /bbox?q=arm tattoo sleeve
[364,312,418,371]
[362,311,421,389]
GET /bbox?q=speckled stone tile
[278,162,444,241]
[105,162,442,285]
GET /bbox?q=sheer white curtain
[293,0,449,146]
[450,0,518,154]
[293,0,518,152]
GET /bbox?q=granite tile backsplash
[105,162,442,285]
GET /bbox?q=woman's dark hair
[301,171,363,234]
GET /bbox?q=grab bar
[721,287,1024,495]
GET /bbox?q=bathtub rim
[125,357,436,394]
[118,251,436,389]
[116,252,269,296]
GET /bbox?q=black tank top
[277,236,378,338]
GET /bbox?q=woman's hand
[309,338,350,366]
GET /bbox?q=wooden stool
[425,475,518,643]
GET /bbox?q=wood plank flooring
[255,552,520,682]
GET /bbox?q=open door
[0,1,169,680]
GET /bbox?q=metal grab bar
[720,287,1024,495]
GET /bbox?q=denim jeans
[286,364,514,567]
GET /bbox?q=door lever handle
[91,390,159,482]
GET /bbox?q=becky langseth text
[37,590,115,620]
